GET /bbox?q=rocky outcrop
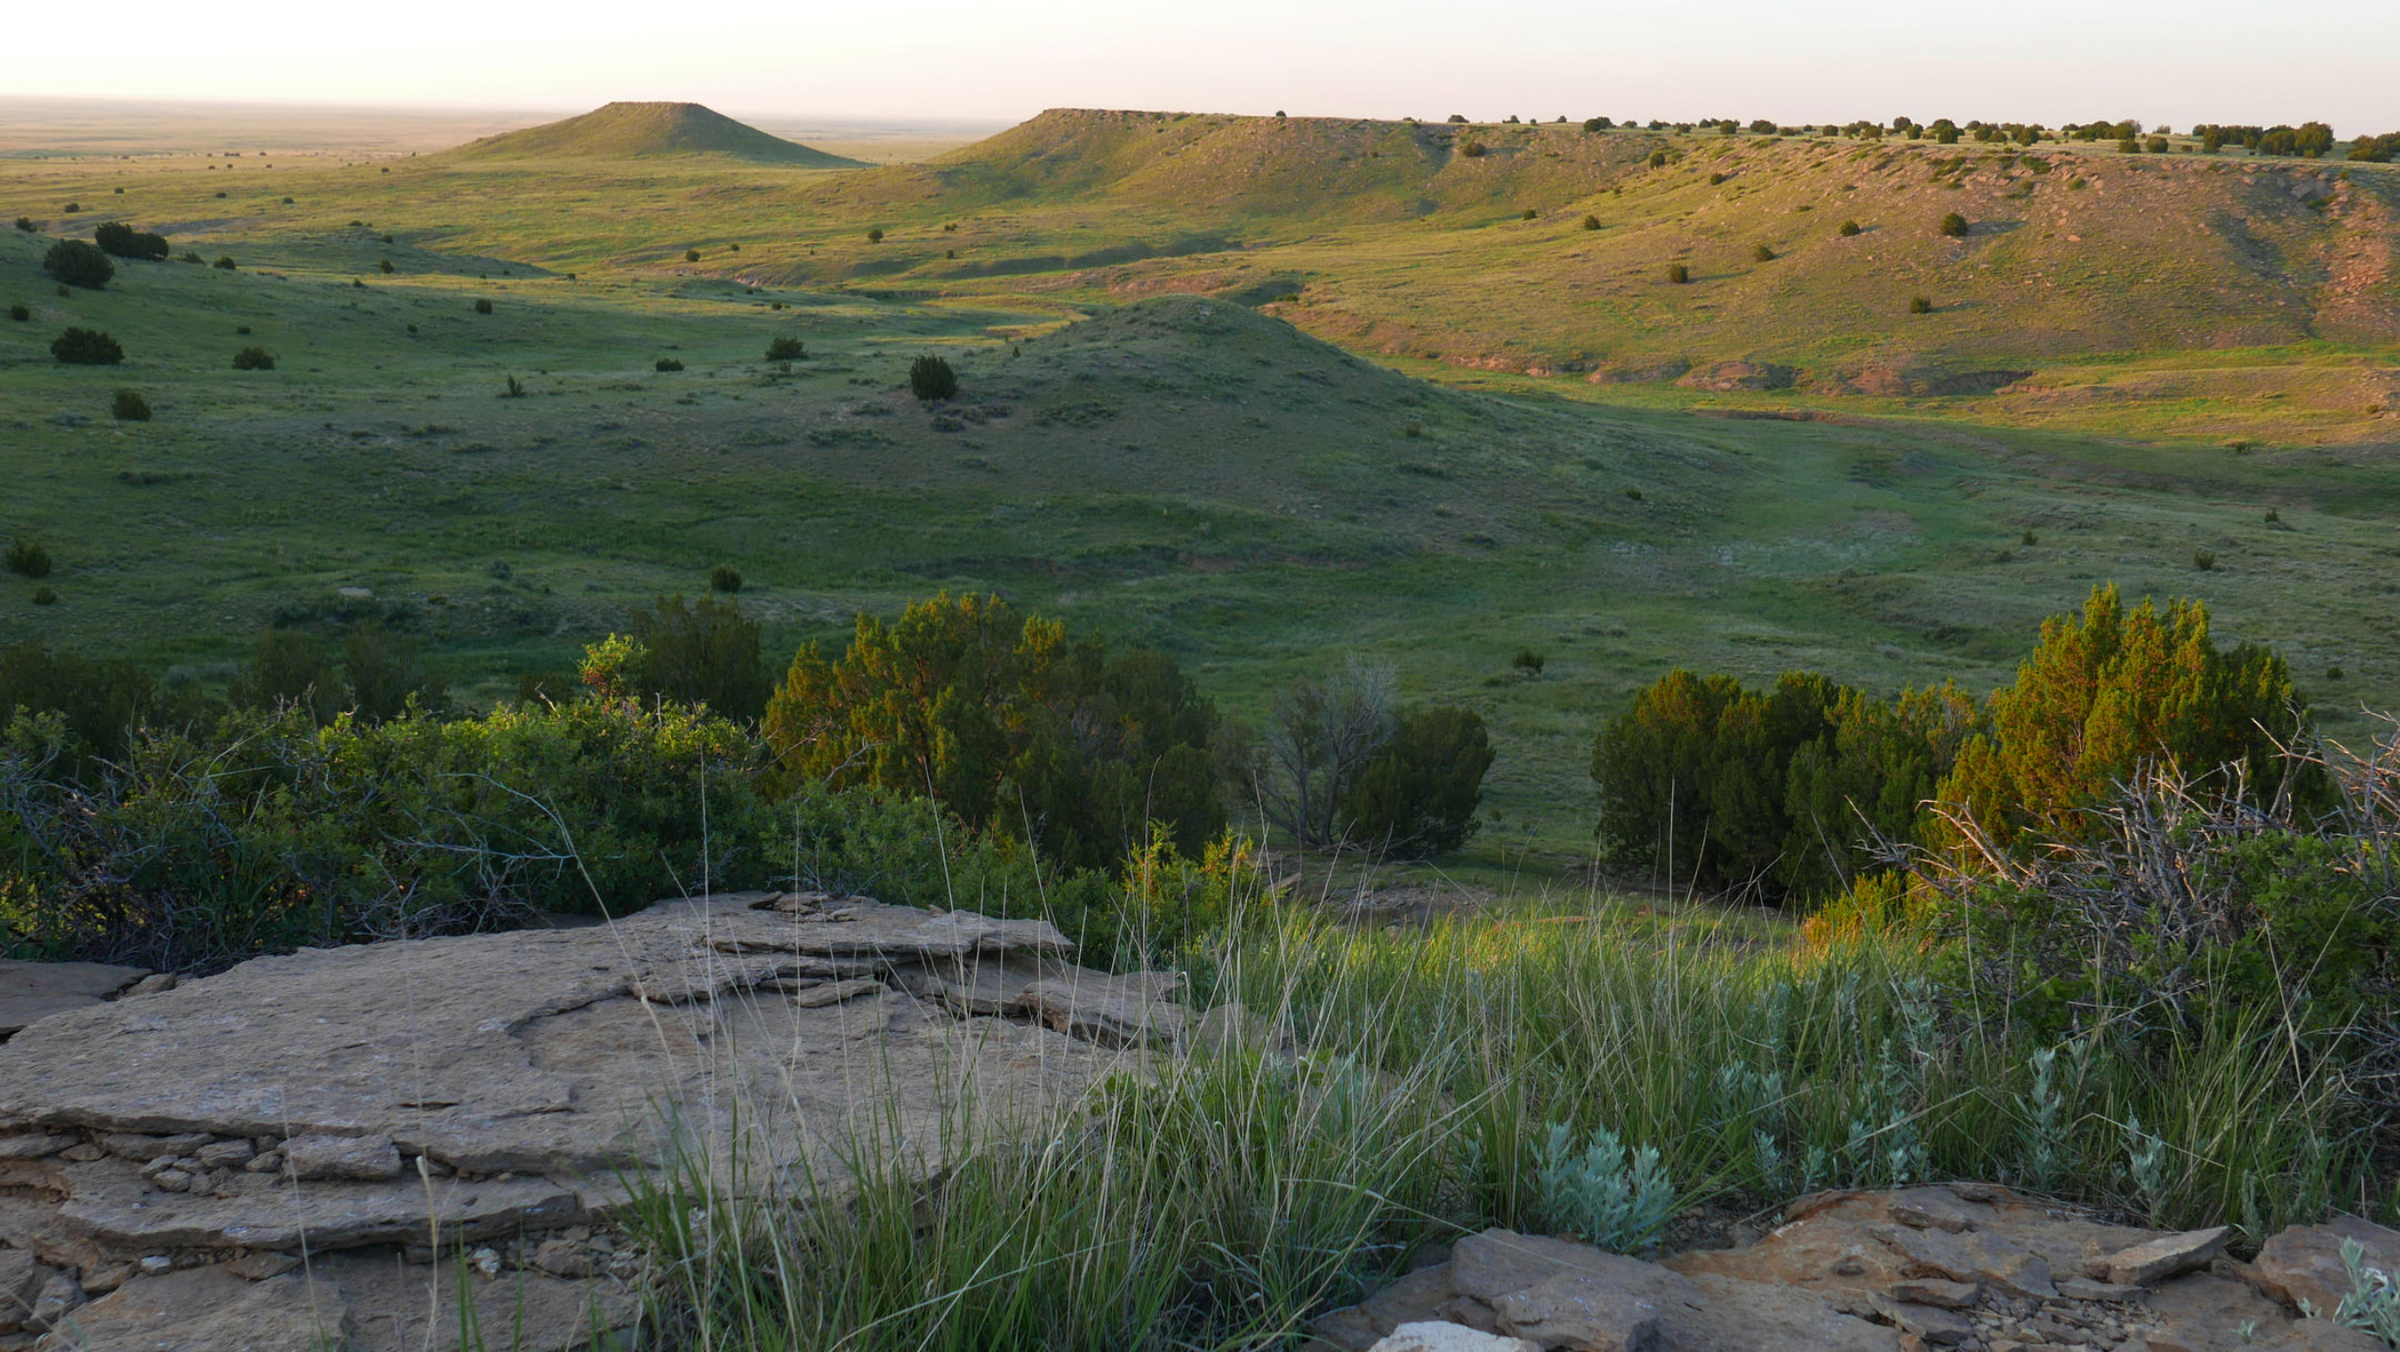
[1315,1186,2394,1352]
[0,890,1180,1350]
[0,963,152,1037]
[1674,361,1797,392]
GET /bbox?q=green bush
[50,327,123,365]
[1937,212,1970,237]
[613,594,772,723]
[1665,263,1689,284]
[1838,219,1861,237]
[1909,296,1933,314]
[1519,208,1537,220]
[1460,141,1487,158]
[92,222,168,261]
[4,541,53,580]
[684,248,701,263]
[1511,648,1546,676]
[766,592,1222,872]
[29,587,55,607]
[1752,243,1776,262]
[909,354,959,401]
[228,630,343,725]
[1647,150,1668,168]
[11,217,32,233]
[2193,548,2217,571]
[866,228,884,243]
[1580,214,1601,230]
[764,336,806,361]
[8,305,29,322]
[473,298,493,314]
[230,346,275,371]
[378,259,395,274]
[42,240,113,289]
[212,256,236,270]
[708,565,743,594]
[343,625,447,725]
[655,357,684,372]
[1340,706,1495,858]
[110,389,151,422]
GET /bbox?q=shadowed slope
[446,101,866,167]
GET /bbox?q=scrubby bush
[1342,706,1495,858]
[1752,243,1775,262]
[684,248,701,262]
[50,327,123,364]
[766,592,1223,871]
[378,259,395,274]
[93,222,168,261]
[473,298,493,314]
[12,217,32,232]
[2193,548,2217,571]
[909,354,959,401]
[1936,585,2317,852]
[655,357,684,372]
[1580,214,1601,230]
[110,389,151,422]
[29,587,55,606]
[212,256,236,270]
[230,346,275,370]
[1665,263,1689,284]
[42,240,113,289]
[60,202,79,214]
[4,541,53,579]
[1582,117,1611,132]
[8,304,28,322]
[228,630,343,724]
[1838,219,1861,237]
[1937,211,1969,237]
[1647,151,1668,168]
[600,594,772,723]
[1518,208,1536,220]
[343,625,447,725]
[1511,648,1546,676]
[1460,141,1488,158]
[2144,135,2170,154]
[708,565,743,594]
[765,336,806,361]
[866,228,884,243]
[1909,296,1933,314]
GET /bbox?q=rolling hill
[444,101,865,166]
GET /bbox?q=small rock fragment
[242,1150,283,1174]
[1890,1278,1980,1309]
[226,1251,300,1280]
[136,1255,173,1276]
[2056,1277,2144,1303]
[194,1139,256,1169]
[2094,1228,2228,1287]
[151,1168,192,1192]
[122,973,178,997]
[470,1246,502,1279]
[1890,1193,1974,1234]
[793,977,885,1009]
[0,1134,74,1160]
[59,1144,105,1163]
[531,1238,594,1279]
[100,1132,211,1161]
[1871,1294,1974,1346]
[1368,1323,1541,1352]
[282,1132,403,1182]
[27,1270,83,1331]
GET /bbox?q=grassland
[3,106,2397,862]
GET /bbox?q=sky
[13,0,2397,136]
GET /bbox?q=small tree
[8,305,29,322]
[909,354,959,402]
[378,259,395,274]
[231,346,275,370]
[1520,208,1537,220]
[1752,243,1776,262]
[4,540,53,579]
[51,328,123,364]
[866,228,884,243]
[1666,263,1690,284]
[344,625,447,725]
[12,217,32,232]
[765,336,806,361]
[111,389,151,421]
[1581,214,1601,230]
[655,357,684,372]
[229,631,344,725]
[473,298,493,314]
[684,248,701,262]
[708,565,743,593]
[212,256,237,270]
[1511,647,1547,676]
[93,222,169,260]
[1937,212,1969,237]
[628,594,771,722]
[1461,141,1488,158]
[1838,219,1861,237]
[1909,297,1933,314]
[504,374,525,396]
[43,240,113,289]
[1647,150,1668,168]
[1342,706,1495,858]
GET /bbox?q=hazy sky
[18,0,2398,135]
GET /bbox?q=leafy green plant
[1666,263,1690,284]
[1460,141,1488,158]
[1909,296,1933,314]
[1937,212,1970,237]
[1511,647,1546,676]
[110,389,151,422]
[707,565,742,593]
[1342,706,1495,858]
[1580,214,1601,230]
[42,240,113,289]
[230,346,275,371]
[909,354,959,401]
[866,227,884,243]
[473,297,493,314]
[1839,219,1862,236]
[212,256,236,270]
[50,327,123,365]
[11,217,32,232]
[764,336,806,361]
[653,357,683,373]
[6,305,26,322]
[2194,548,2216,571]
[1753,243,1776,262]
[683,248,701,262]
[29,587,56,607]
[1530,1121,1675,1252]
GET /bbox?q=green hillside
[444,101,866,167]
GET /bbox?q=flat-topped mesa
[0,890,1178,1349]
